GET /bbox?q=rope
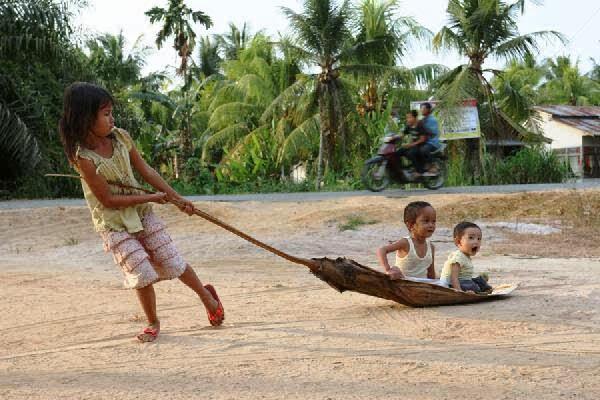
[45,174,319,271]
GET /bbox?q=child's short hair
[453,221,481,239]
[403,201,432,226]
[407,110,418,118]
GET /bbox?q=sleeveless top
[440,250,474,284]
[395,237,433,278]
[75,128,152,233]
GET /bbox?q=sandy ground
[1,190,599,399]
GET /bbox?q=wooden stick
[45,173,318,271]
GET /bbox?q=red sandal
[136,326,160,342]
[204,284,225,326]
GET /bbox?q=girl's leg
[178,265,220,314]
[136,284,160,342]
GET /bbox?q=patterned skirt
[101,212,187,289]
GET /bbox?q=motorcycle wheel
[361,160,390,192]
[423,160,446,190]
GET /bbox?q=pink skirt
[100,212,187,289]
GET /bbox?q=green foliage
[446,145,570,186]
[481,146,569,185]
[538,57,600,106]
[0,103,40,179]
[338,215,377,231]
[1,0,589,200]
[145,0,212,75]
[433,0,565,159]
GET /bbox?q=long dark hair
[59,82,113,165]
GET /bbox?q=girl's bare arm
[129,146,194,215]
[78,157,166,208]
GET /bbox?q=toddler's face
[410,206,436,238]
[456,227,482,256]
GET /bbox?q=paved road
[1,179,598,210]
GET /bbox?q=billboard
[410,99,481,141]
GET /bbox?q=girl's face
[456,227,482,256]
[409,206,436,239]
[90,103,114,138]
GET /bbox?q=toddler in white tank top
[376,201,445,286]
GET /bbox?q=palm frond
[201,122,250,162]
[218,124,270,167]
[278,114,320,165]
[494,31,566,62]
[207,102,261,131]
[260,76,316,123]
[0,103,40,178]
[130,90,176,109]
[495,107,550,144]
[410,64,450,87]
[432,26,467,54]
[207,83,245,113]
[237,74,276,108]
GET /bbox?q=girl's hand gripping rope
[168,194,195,215]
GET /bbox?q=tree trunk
[173,153,180,179]
[179,114,193,180]
[317,88,330,189]
[316,130,324,190]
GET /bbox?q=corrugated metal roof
[534,105,600,117]
[534,105,600,135]
[554,117,600,135]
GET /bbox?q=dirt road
[1,190,599,399]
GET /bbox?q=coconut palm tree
[196,36,222,78]
[266,0,418,187]
[538,56,600,106]
[492,54,545,130]
[199,35,301,181]
[145,0,212,76]
[432,0,565,173]
[353,0,444,115]
[215,22,253,61]
[0,0,79,181]
[145,0,212,177]
[86,32,148,92]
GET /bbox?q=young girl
[440,221,493,293]
[376,201,437,281]
[59,82,224,342]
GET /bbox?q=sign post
[410,99,481,141]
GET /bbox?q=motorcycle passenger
[407,102,442,176]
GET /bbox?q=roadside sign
[410,99,481,141]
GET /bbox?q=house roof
[534,105,600,135]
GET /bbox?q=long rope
[46,174,318,271]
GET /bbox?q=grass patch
[63,237,79,246]
[338,215,378,231]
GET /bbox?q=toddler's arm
[376,239,408,279]
[449,262,462,291]
[427,243,436,279]
[79,157,166,208]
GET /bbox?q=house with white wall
[535,106,600,178]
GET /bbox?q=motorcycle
[361,133,446,192]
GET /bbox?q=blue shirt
[421,114,441,147]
